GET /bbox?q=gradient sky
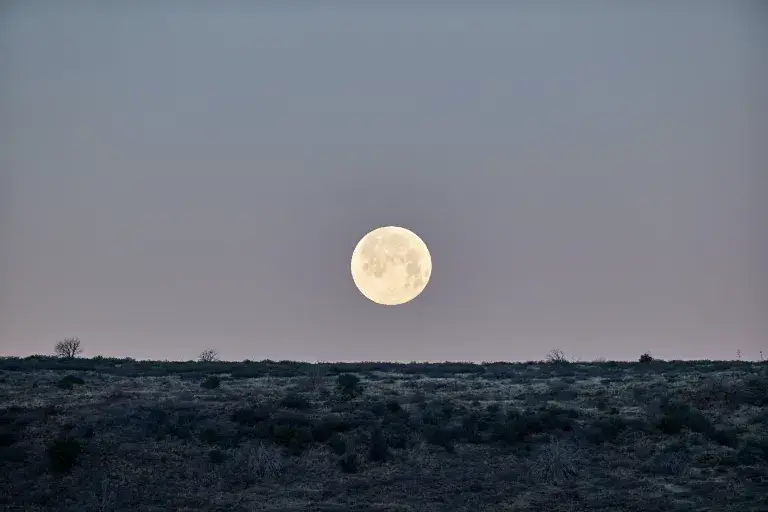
[1,2,765,362]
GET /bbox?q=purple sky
[1,3,765,362]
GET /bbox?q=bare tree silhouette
[55,337,83,358]
[546,348,569,364]
[198,349,219,363]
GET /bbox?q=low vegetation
[0,355,766,511]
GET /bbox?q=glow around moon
[350,226,432,306]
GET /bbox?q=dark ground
[0,356,766,511]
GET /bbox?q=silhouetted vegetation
[0,355,766,510]
[198,348,219,363]
[54,337,82,358]
[200,375,220,389]
[336,372,362,399]
[47,436,81,474]
[56,374,85,389]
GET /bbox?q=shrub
[420,400,454,427]
[491,406,577,445]
[232,406,272,426]
[423,425,457,452]
[238,443,284,478]
[737,437,768,464]
[0,429,17,447]
[653,400,720,440]
[200,376,220,389]
[368,428,390,462]
[208,449,227,464]
[583,416,632,445]
[339,452,359,473]
[337,373,362,399]
[278,392,312,411]
[365,399,389,418]
[268,411,314,454]
[385,400,403,414]
[328,433,348,455]
[57,375,85,389]
[47,437,81,474]
[459,412,485,443]
[528,438,583,483]
[639,353,654,363]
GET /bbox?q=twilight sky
[1,2,765,362]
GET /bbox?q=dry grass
[0,358,766,511]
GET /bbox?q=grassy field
[0,356,766,511]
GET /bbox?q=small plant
[200,376,220,389]
[528,437,583,483]
[54,337,82,358]
[242,443,284,478]
[639,353,654,363]
[337,373,362,399]
[198,349,219,363]
[47,436,81,474]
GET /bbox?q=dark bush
[737,437,768,464]
[199,427,220,445]
[459,412,484,443]
[654,401,714,437]
[339,452,359,473]
[710,427,740,448]
[0,429,17,447]
[47,437,81,474]
[231,406,272,426]
[267,411,315,454]
[141,407,200,441]
[328,433,348,455]
[278,393,312,411]
[200,376,220,389]
[423,425,457,452]
[311,415,356,442]
[365,400,389,418]
[421,400,453,427]
[368,428,389,462]
[639,353,654,363]
[738,376,768,406]
[208,449,227,464]
[491,406,577,445]
[337,373,362,399]
[56,375,85,390]
[583,416,631,445]
[485,403,501,415]
[385,400,402,414]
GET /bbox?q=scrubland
[0,356,766,511]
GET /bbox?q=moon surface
[351,226,432,306]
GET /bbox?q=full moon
[351,226,432,306]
